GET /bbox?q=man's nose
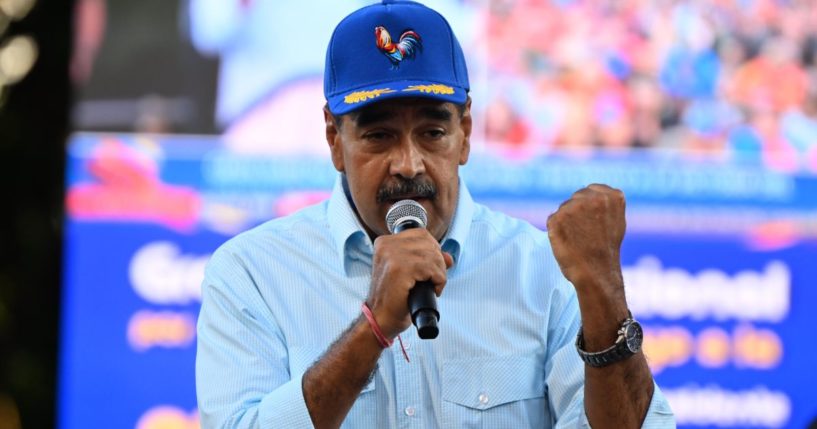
[389,139,425,179]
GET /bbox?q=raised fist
[546,184,626,293]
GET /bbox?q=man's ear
[324,107,345,173]
[459,97,472,166]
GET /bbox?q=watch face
[624,321,643,353]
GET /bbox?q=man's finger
[442,251,454,269]
[587,183,614,192]
[429,267,447,297]
[434,282,446,297]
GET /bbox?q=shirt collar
[327,175,372,272]
[441,179,474,266]
[327,174,475,273]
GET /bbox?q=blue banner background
[60,134,817,428]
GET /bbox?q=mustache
[376,178,438,203]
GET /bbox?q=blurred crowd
[74,0,817,172]
[477,0,817,171]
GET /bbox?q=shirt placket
[394,327,423,429]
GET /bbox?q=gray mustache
[376,179,438,203]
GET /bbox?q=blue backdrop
[59,134,817,429]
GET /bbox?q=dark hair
[325,103,343,128]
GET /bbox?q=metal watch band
[575,311,640,368]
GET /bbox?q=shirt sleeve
[196,244,315,429]
[542,277,676,428]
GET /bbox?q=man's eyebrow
[352,108,396,128]
[418,106,452,122]
[351,104,454,127]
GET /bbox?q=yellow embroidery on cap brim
[344,88,397,104]
[403,84,455,95]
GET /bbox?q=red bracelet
[361,302,392,347]
[361,303,410,363]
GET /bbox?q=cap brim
[327,80,468,115]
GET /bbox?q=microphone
[385,199,439,339]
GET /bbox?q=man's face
[325,98,472,241]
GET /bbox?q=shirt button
[403,342,411,350]
[404,406,416,416]
[478,393,489,405]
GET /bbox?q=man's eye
[364,131,391,140]
[425,129,446,139]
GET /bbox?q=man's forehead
[347,98,456,127]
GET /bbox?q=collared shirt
[196,176,675,428]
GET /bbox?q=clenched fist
[546,184,626,294]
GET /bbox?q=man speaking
[195,1,675,428]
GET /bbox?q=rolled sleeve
[196,244,314,428]
[558,381,675,429]
[543,276,675,428]
[258,375,315,429]
[640,383,676,428]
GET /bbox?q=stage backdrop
[59,133,817,429]
[66,0,817,428]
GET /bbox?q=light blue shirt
[196,176,675,428]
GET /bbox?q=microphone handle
[391,219,439,339]
[409,280,439,339]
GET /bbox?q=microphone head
[386,199,428,234]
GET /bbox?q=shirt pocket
[442,356,547,429]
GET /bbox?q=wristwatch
[575,311,643,368]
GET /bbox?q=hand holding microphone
[367,200,452,341]
[386,200,444,339]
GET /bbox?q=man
[196,1,675,428]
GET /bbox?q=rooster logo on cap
[375,26,422,68]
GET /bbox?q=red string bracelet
[361,302,410,363]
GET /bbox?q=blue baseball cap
[324,0,470,115]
